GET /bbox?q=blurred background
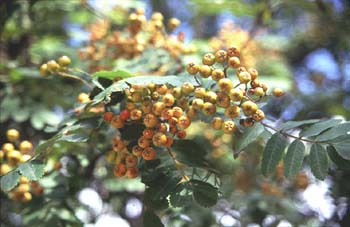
[0,0,349,226]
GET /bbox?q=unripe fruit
[216,92,230,108]
[204,91,217,103]
[162,93,175,107]
[138,136,150,148]
[273,88,284,97]
[224,105,240,118]
[130,109,143,120]
[1,164,11,175]
[126,167,139,179]
[228,57,240,68]
[248,68,258,80]
[218,78,233,93]
[58,55,71,66]
[142,147,157,160]
[186,63,199,75]
[199,65,212,78]
[172,106,184,118]
[211,69,225,81]
[168,17,180,30]
[22,192,32,202]
[7,150,22,165]
[202,102,216,116]
[120,109,131,120]
[238,71,251,84]
[172,87,182,99]
[252,87,263,97]
[252,109,265,122]
[6,129,20,142]
[215,50,227,63]
[181,82,195,95]
[114,163,127,177]
[103,112,114,122]
[125,155,138,167]
[192,98,204,110]
[211,117,224,130]
[242,101,258,116]
[194,87,206,98]
[152,132,167,147]
[229,88,244,101]
[2,143,15,153]
[227,46,240,57]
[176,130,187,139]
[40,64,49,76]
[222,120,236,134]
[144,113,158,128]
[47,60,60,72]
[19,140,33,153]
[77,92,90,103]
[202,53,216,66]
[178,116,191,129]
[152,102,165,116]
[111,115,125,128]
[132,146,143,157]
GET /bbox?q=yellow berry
[58,55,71,66]
[215,50,227,63]
[229,88,244,101]
[6,129,20,142]
[199,65,212,78]
[19,140,33,153]
[40,64,49,76]
[186,63,199,75]
[211,69,225,81]
[218,78,233,93]
[202,53,216,66]
[222,120,236,134]
[224,105,241,118]
[273,88,284,97]
[211,117,224,130]
[242,101,258,116]
[252,109,265,122]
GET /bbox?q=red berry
[120,109,131,120]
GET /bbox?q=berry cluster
[102,46,284,179]
[79,10,195,72]
[1,129,43,202]
[39,56,72,77]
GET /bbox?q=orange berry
[114,163,127,177]
[143,113,159,128]
[162,93,175,107]
[228,56,240,68]
[125,155,138,167]
[157,84,168,95]
[152,102,165,115]
[2,143,15,153]
[273,88,284,97]
[178,116,191,129]
[199,65,212,78]
[172,106,184,118]
[181,82,195,95]
[6,129,20,142]
[7,150,22,165]
[126,167,139,178]
[152,132,167,147]
[19,141,33,154]
[248,68,258,80]
[157,123,168,133]
[250,79,260,88]
[111,115,125,128]
[103,112,114,122]
[186,106,198,118]
[241,101,258,116]
[143,128,154,139]
[227,46,240,57]
[222,120,236,134]
[138,136,150,148]
[224,105,241,118]
[142,147,157,160]
[176,130,187,139]
[202,53,216,66]
[132,145,143,156]
[186,62,199,75]
[130,109,143,120]
[215,50,227,63]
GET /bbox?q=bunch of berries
[39,56,71,77]
[79,10,195,72]
[1,129,43,202]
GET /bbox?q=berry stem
[166,147,191,184]
[56,71,92,88]
[194,75,202,86]
[260,121,329,144]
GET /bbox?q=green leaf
[1,170,20,192]
[261,133,287,176]
[235,123,264,152]
[169,193,191,208]
[309,144,329,180]
[329,135,350,160]
[280,119,321,131]
[299,119,342,138]
[92,70,132,80]
[18,160,46,181]
[316,122,350,141]
[172,140,208,168]
[283,140,305,178]
[143,210,164,227]
[191,180,218,207]
[327,146,350,170]
[57,133,89,143]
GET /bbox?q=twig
[56,71,92,88]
